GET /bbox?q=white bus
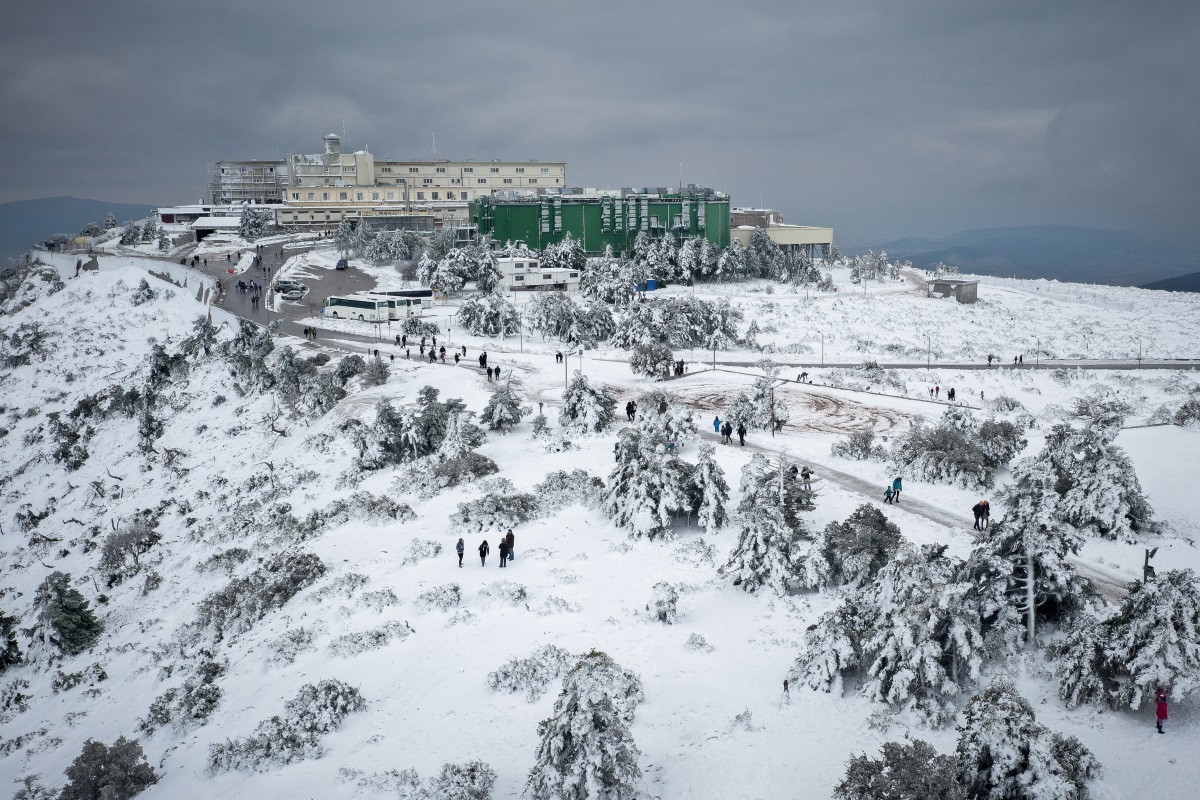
[323,295,390,322]
[361,288,432,318]
[356,292,426,320]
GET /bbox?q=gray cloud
[2,0,1197,245]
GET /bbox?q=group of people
[883,476,903,503]
[987,354,1025,366]
[971,499,991,530]
[712,416,747,446]
[928,385,957,401]
[625,400,638,421]
[302,326,317,341]
[458,529,517,568]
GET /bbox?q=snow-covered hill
[1,254,1197,799]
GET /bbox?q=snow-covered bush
[139,661,225,735]
[558,371,617,434]
[416,583,461,611]
[487,644,575,701]
[478,581,528,607]
[526,652,644,800]
[195,548,252,576]
[834,738,964,800]
[207,679,366,773]
[450,492,539,536]
[427,761,498,800]
[359,590,399,613]
[1071,387,1134,437]
[99,517,161,586]
[33,571,102,657]
[59,736,158,800]
[402,538,443,565]
[629,341,674,380]
[130,278,157,306]
[328,621,413,657]
[535,469,605,510]
[890,409,1025,490]
[646,582,679,624]
[684,633,714,653]
[458,291,520,336]
[808,504,904,590]
[360,355,390,387]
[0,611,22,673]
[479,376,531,430]
[188,552,325,642]
[830,428,887,461]
[956,680,1099,800]
[1,678,31,723]
[52,662,107,694]
[265,628,318,666]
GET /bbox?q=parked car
[335,258,349,271]
[274,280,306,293]
[281,290,305,301]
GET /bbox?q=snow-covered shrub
[396,538,440,566]
[359,590,399,613]
[195,548,252,576]
[360,355,390,387]
[1,678,31,723]
[265,628,318,666]
[207,679,366,773]
[558,371,617,434]
[52,663,107,694]
[1048,614,1110,710]
[646,582,679,624]
[33,571,102,656]
[535,469,605,510]
[99,517,161,586]
[336,355,366,384]
[1173,397,1200,427]
[59,736,158,800]
[328,621,413,657]
[424,761,497,800]
[721,455,814,594]
[416,583,461,611]
[684,633,714,653]
[629,341,674,381]
[487,644,575,701]
[1102,569,1200,708]
[830,428,887,461]
[602,425,695,540]
[311,572,370,602]
[139,661,225,735]
[430,452,500,488]
[450,492,539,536]
[956,680,1099,800]
[189,552,326,642]
[808,504,904,590]
[526,651,644,800]
[478,581,528,607]
[890,409,1025,490]
[986,393,1025,413]
[458,291,520,335]
[834,738,964,800]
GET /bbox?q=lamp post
[1035,337,1040,367]
[926,333,931,368]
[1138,338,1142,366]
[820,332,824,368]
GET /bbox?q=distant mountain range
[1141,271,1200,293]
[0,196,156,262]
[857,225,1199,288]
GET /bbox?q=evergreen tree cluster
[33,571,103,657]
[609,295,742,350]
[524,291,615,345]
[58,735,159,800]
[348,387,486,472]
[889,407,1026,490]
[558,371,617,434]
[237,206,275,241]
[457,290,521,336]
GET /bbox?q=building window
[490,167,499,173]
[463,167,473,173]
[416,192,424,200]
[322,192,329,201]
[371,192,379,201]
[386,192,394,200]
[307,192,316,200]
[436,167,446,173]
[515,167,525,173]
[431,192,439,200]
[292,193,300,200]
[356,192,364,200]
[503,178,513,184]
[540,167,550,174]
[460,192,468,200]
[529,178,537,184]
[423,178,433,185]
[409,167,419,173]
[381,167,392,173]
[477,178,487,184]
[570,272,578,278]
[514,275,524,282]
[451,178,461,185]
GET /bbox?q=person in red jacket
[1156,689,1169,734]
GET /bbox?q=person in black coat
[505,529,515,561]
[498,538,509,568]
[721,421,733,444]
[456,537,465,567]
[478,539,489,566]
[737,423,747,446]
[972,501,987,531]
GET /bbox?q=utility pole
[820,332,824,368]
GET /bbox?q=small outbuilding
[928,278,979,304]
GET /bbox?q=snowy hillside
[1,252,1198,799]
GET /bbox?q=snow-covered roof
[191,217,243,228]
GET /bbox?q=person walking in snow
[801,466,813,491]
[505,529,515,561]
[737,423,747,446]
[935,385,940,399]
[481,351,488,368]
[884,485,895,504]
[462,344,467,356]
[498,538,509,568]
[972,500,988,531]
[948,387,956,402]
[981,500,990,528]
[713,416,721,434]
[891,476,903,503]
[479,353,485,368]
[478,539,490,567]
[429,350,436,364]
[456,538,465,567]
[721,421,733,444]
[494,365,502,379]
[626,401,636,421]
[487,366,494,382]
[1156,690,1168,734]
[454,353,460,364]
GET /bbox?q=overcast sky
[2,0,1197,246]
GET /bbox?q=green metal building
[470,190,730,254]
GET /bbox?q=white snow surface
[0,256,1197,798]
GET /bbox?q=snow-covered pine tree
[474,247,503,292]
[104,212,118,229]
[364,232,392,266]
[1048,613,1110,709]
[360,355,390,387]
[558,371,616,434]
[457,291,519,336]
[334,218,355,255]
[716,239,746,282]
[1102,569,1200,709]
[119,224,140,245]
[0,609,23,673]
[59,736,158,800]
[33,572,102,657]
[573,302,616,346]
[416,249,437,287]
[602,427,693,539]
[810,504,904,590]
[720,454,814,594]
[690,443,729,535]
[956,679,1099,800]
[629,341,674,381]
[834,738,965,800]
[140,218,158,242]
[238,207,273,241]
[438,410,486,461]
[526,651,644,800]
[525,292,578,341]
[724,392,757,431]
[479,375,531,431]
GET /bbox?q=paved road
[705,358,1198,371]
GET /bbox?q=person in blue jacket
[712,416,721,434]
[891,476,903,503]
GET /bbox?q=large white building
[497,256,580,294]
[207,134,567,228]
